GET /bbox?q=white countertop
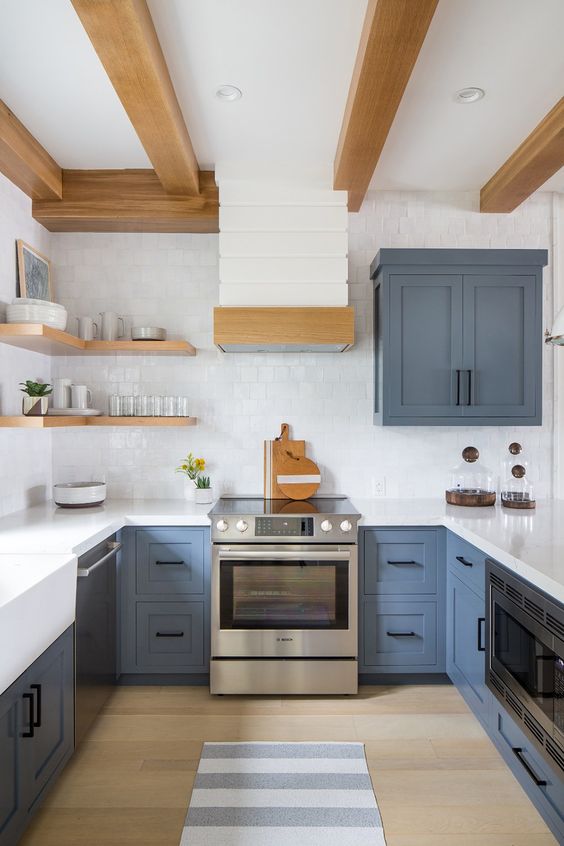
[0,496,562,693]
[0,496,562,602]
[353,497,564,604]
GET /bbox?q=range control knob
[340,519,353,533]
[216,519,229,532]
[320,519,333,533]
[236,519,249,533]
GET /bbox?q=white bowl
[53,482,106,508]
[13,298,66,311]
[7,304,67,330]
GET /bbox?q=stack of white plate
[7,298,67,330]
[53,482,107,508]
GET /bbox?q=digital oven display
[255,517,314,537]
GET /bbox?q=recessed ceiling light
[216,85,242,102]
[455,87,485,104]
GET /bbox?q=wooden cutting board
[264,423,305,498]
[275,449,321,500]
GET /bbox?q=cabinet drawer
[363,529,437,595]
[362,599,437,668]
[136,602,205,670]
[492,703,564,836]
[135,528,205,596]
[447,532,486,597]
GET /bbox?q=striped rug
[180,741,387,845]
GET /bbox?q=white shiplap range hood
[213,178,354,352]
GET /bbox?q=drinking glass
[176,397,189,417]
[108,395,121,416]
[121,396,135,416]
[162,396,177,416]
[153,395,163,417]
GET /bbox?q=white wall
[0,172,53,517]
[48,190,554,501]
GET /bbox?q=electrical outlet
[372,477,386,497]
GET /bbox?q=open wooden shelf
[0,324,196,356]
[0,416,197,428]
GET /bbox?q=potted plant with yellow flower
[176,452,213,503]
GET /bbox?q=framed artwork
[16,240,52,301]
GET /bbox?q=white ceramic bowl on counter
[53,482,107,508]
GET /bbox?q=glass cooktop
[209,496,358,517]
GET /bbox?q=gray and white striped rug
[180,741,386,845]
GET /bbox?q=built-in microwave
[486,560,564,774]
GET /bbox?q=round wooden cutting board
[276,450,321,500]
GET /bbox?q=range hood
[214,307,354,353]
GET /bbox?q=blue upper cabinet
[371,249,548,426]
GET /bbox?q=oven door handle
[216,550,351,561]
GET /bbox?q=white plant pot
[194,487,213,504]
[183,479,196,500]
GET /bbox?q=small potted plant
[20,380,52,416]
[176,452,213,502]
[194,474,213,504]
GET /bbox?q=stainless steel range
[209,496,360,695]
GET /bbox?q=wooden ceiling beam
[32,169,218,233]
[0,100,62,200]
[334,0,438,212]
[70,0,200,196]
[480,98,564,213]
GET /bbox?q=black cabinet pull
[21,693,34,738]
[387,560,418,566]
[455,369,461,406]
[477,617,485,652]
[512,747,547,786]
[155,560,185,566]
[386,631,416,637]
[466,369,473,406]
[30,683,42,727]
[155,631,184,638]
[456,555,473,567]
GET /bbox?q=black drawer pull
[155,631,184,638]
[477,617,485,652]
[387,560,418,566]
[30,683,42,727]
[155,560,185,566]
[21,692,34,738]
[386,631,416,637]
[456,555,473,567]
[512,747,547,786]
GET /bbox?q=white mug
[76,316,98,341]
[52,378,72,409]
[99,312,125,341]
[71,385,92,409]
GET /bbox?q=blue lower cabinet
[491,703,564,843]
[446,570,489,725]
[120,527,210,676]
[363,528,438,595]
[0,625,74,846]
[361,599,439,672]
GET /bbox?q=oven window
[220,561,349,629]
[494,602,556,723]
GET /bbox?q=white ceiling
[0,0,562,194]
[371,0,564,193]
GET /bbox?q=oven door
[489,585,564,749]
[212,544,357,658]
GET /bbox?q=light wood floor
[20,684,557,846]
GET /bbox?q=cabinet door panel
[362,600,437,668]
[463,275,538,418]
[136,528,205,596]
[23,627,74,811]
[136,602,205,670]
[364,529,437,595]
[0,679,25,844]
[388,274,463,418]
[447,572,488,720]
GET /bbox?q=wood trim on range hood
[213,307,355,352]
